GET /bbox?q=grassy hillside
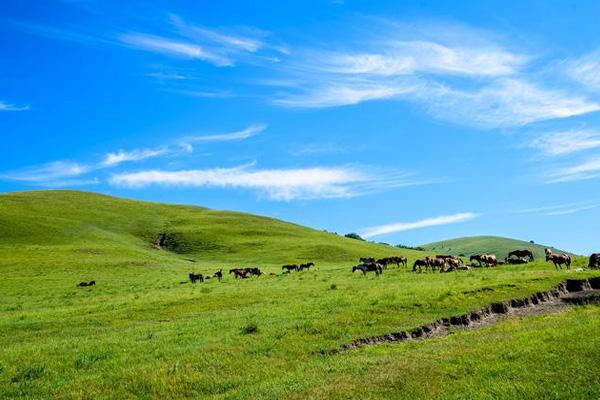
[0,190,422,267]
[421,235,571,260]
[1,190,599,399]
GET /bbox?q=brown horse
[546,252,571,270]
[508,249,534,261]
[229,268,249,279]
[588,253,600,269]
[189,272,204,283]
[426,257,446,271]
[246,267,263,277]
[395,256,408,268]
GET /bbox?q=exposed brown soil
[338,277,600,352]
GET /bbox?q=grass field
[1,190,599,399]
[421,235,572,260]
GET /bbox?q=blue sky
[1,0,600,254]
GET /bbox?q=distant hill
[420,235,573,260]
[0,190,423,266]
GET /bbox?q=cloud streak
[360,212,479,238]
[0,101,30,111]
[109,164,426,201]
[527,129,600,156]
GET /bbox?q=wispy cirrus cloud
[360,212,479,238]
[179,123,266,152]
[514,201,599,216]
[109,163,427,201]
[101,148,168,167]
[545,157,600,183]
[563,50,600,92]
[271,19,600,129]
[0,124,267,186]
[527,129,600,157]
[0,101,30,111]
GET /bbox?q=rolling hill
[0,190,422,266]
[421,235,572,260]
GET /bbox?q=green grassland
[421,235,572,260]
[1,190,599,399]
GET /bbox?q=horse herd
[78,250,600,286]
[350,249,600,276]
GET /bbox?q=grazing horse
[588,253,600,270]
[413,259,429,272]
[395,255,408,268]
[508,249,534,261]
[376,258,391,269]
[189,272,204,283]
[282,264,298,272]
[247,267,263,277]
[470,255,483,267]
[545,251,571,270]
[78,280,96,287]
[480,254,497,267]
[352,263,382,276]
[229,268,249,279]
[299,262,315,271]
[504,257,528,265]
[213,269,223,282]
[426,257,446,271]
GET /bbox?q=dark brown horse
[352,263,382,276]
[507,249,534,261]
[213,269,223,281]
[246,267,263,277]
[480,254,497,267]
[189,272,204,283]
[413,259,429,272]
[546,253,571,270]
[426,257,446,271]
[395,256,408,268]
[469,254,483,266]
[504,257,528,265]
[299,262,315,271]
[229,268,249,279]
[588,253,600,270]
[359,257,376,264]
[282,264,298,272]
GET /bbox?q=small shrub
[329,283,337,290]
[344,233,365,241]
[240,323,259,335]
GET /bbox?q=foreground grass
[1,255,599,399]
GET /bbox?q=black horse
[78,280,96,287]
[299,262,315,271]
[507,249,534,261]
[589,253,600,270]
[213,269,223,282]
[352,263,382,276]
[413,259,429,272]
[282,264,298,272]
[189,272,204,283]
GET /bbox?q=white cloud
[527,129,600,156]
[0,101,30,111]
[110,165,367,200]
[514,201,598,215]
[317,41,525,77]
[545,156,600,183]
[118,33,233,66]
[563,50,600,91]
[360,212,479,238]
[0,161,93,184]
[109,164,426,201]
[180,124,266,151]
[101,148,168,167]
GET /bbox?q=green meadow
[1,190,599,399]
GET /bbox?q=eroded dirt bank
[339,277,600,352]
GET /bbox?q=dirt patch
[337,278,600,352]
